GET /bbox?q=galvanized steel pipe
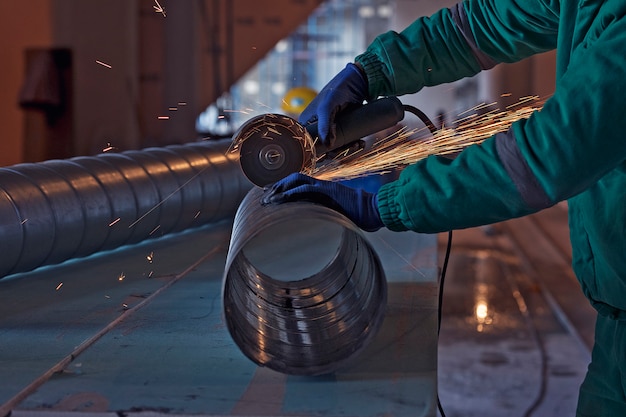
[222,187,387,375]
[0,140,251,278]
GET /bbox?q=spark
[158,116,170,120]
[148,271,154,278]
[153,0,166,17]
[128,166,209,229]
[103,142,117,153]
[224,109,251,115]
[95,60,112,69]
[56,282,63,291]
[147,251,154,263]
[20,219,28,225]
[109,218,121,227]
[194,211,201,219]
[266,126,281,135]
[168,107,178,111]
[177,102,187,106]
[118,272,126,282]
[313,97,544,181]
[256,101,273,110]
[149,225,161,235]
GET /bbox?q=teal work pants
[577,314,626,416]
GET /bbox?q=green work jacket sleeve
[360,0,626,233]
[356,0,559,98]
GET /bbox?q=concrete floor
[0,199,596,417]
[437,202,595,417]
[0,214,440,417]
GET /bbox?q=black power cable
[437,231,453,417]
[400,104,450,417]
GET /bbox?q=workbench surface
[0,219,439,417]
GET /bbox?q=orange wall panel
[0,1,53,166]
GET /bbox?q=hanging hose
[0,140,252,279]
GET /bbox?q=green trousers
[577,314,626,416]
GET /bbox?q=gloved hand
[263,173,383,232]
[299,63,369,147]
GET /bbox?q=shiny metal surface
[233,113,316,187]
[222,187,387,375]
[0,140,251,278]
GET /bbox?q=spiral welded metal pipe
[222,187,387,375]
[0,140,252,278]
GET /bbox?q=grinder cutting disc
[236,113,315,187]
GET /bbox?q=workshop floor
[0,200,595,417]
[437,202,595,417]
[1,214,441,417]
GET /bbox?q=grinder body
[235,97,405,187]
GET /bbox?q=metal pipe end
[222,188,387,375]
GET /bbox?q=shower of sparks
[227,113,316,173]
[153,0,166,17]
[313,96,544,181]
[95,60,112,69]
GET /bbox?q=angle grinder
[233,97,405,187]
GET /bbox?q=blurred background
[0,0,555,166]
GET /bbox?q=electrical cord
[403,104,438,134]
[400,104,449,417]
[437,230,452,417]
[399,104,548,416]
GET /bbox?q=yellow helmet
[281,86,318,115]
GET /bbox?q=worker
[263,1,626,416]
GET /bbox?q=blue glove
[263,173,383,232]
[299,63,369,147]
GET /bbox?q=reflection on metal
[222,187,387,375]
[0,140,252,278]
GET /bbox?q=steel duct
[222,187,387,375]
[0,140,251,278]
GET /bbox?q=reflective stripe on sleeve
[450,3,498,70]
[495,130,554,210]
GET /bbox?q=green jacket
[356,0,626,318]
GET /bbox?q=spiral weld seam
[0,140,252,279]
[222,187,387,375]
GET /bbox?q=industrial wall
[0,2,54,166]
[0,0,321,165]
[0,1,554,167]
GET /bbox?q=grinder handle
[306,96,405,153]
